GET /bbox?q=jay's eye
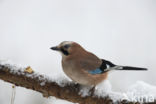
[64,44,70,49]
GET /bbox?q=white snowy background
[0,0,156,104]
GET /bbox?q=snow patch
[94,80,156,103]
[125,81,156,102]
[78,85,92,97]
[94,80,125,102]
[50,74,72,87]
[94,80,112,97]
[0,59,26,71]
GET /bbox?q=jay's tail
[101,59,148,72]
[103,65,148,72]
[114,66,147,71]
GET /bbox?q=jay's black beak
[50,46,60,51]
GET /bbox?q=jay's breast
[62,65,91,85]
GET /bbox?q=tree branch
[0,63,155,104]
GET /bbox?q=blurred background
[0,0,156,104]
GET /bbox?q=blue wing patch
[88,68,103,74]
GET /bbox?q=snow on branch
[0,60,155,104]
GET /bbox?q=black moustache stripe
[60,48,69,56]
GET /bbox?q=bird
[50,41,147,86]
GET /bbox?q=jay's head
[50,41,84,56]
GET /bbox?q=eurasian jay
[50,41,147,86]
